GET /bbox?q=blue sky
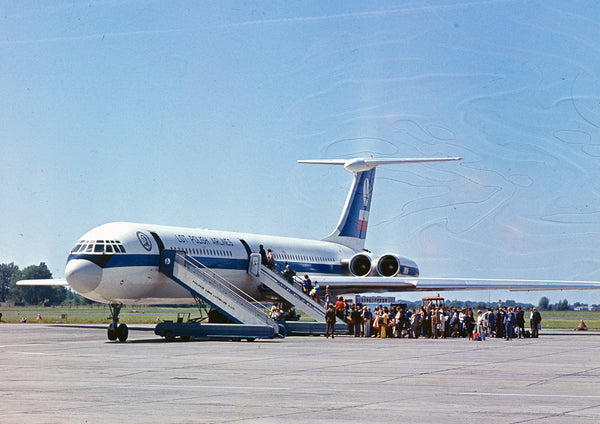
[1,1,599,305]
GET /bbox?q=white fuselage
[65,222,356,305]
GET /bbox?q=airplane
[19,156,600,341]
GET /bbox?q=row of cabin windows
[71,240,126,254]
[274,252,333,263]
[174,247,233,257]
[173,247,332,263]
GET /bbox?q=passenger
[409,309,420,338]
[378,309,388,338]
[266,249,275,269]
[449,308,459,337]
[504,306,516,340]
[458,308,466,336]
[422,307,431,338]
[350,305,362,337]
[431,307,440,339]
[372,308,381,334]
[439,307,448,338]
[282,261,295,284]
[334,296,345,321]
[531,307,542,338]
[259,244,267,266]
[495,307,504,338]
[324,285,333,308]
[515,306,525,338]
[311,281,321,303]
[362,306,372,338]
[395,308,407,338]
[269,305,283,321]
[486,307,495,337]
[389,308,398,338]
[475,309,487,340]
[284,306,300,321]
[302,275,312,296]
[464,308,475,340]
[325,303,336,339]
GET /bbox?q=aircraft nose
[65,259,102,294]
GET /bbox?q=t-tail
[298,157,462,251]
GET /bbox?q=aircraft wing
[414,277,600,291]
[312,276,600,293]
[16,279,69,286]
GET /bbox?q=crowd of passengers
[334,302,543,340]
[259,248,543,340]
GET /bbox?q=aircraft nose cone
[65,259,102,294]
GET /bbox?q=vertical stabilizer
[298,157,461,252]
[322,168,375,251]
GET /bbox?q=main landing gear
[107,303,128,342]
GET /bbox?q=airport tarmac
[1,324,599,424]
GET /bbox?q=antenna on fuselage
[298,156,462,251]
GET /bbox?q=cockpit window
[71,240,126,254]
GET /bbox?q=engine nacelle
[349,252,376,277]
[376,254,420,277]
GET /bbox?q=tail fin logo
[363,178,370,207]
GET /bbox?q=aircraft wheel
[107,324,118,341]
[164,331,175,342]
[117,324,129,342]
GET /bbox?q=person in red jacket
[334,297,345,321]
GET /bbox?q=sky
[1,0,599,306]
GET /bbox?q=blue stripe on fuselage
[67,253,344,275]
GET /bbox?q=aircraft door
[150,232,165,253]
[248,253,261,277]
[239,239,260,277]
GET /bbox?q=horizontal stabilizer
[16,279,69,286]
[298,157,461,173]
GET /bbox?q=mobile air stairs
[157,250,286,341]
[248,253,348,336]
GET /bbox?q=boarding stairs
[247,253,327,323]
[159,250,283,336]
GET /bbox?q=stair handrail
[259,264,326,317]
[174,252,276,327]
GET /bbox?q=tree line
[0,262,92,306]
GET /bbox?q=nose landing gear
[107,303,128,342]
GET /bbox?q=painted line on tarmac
[460,392,600,399]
